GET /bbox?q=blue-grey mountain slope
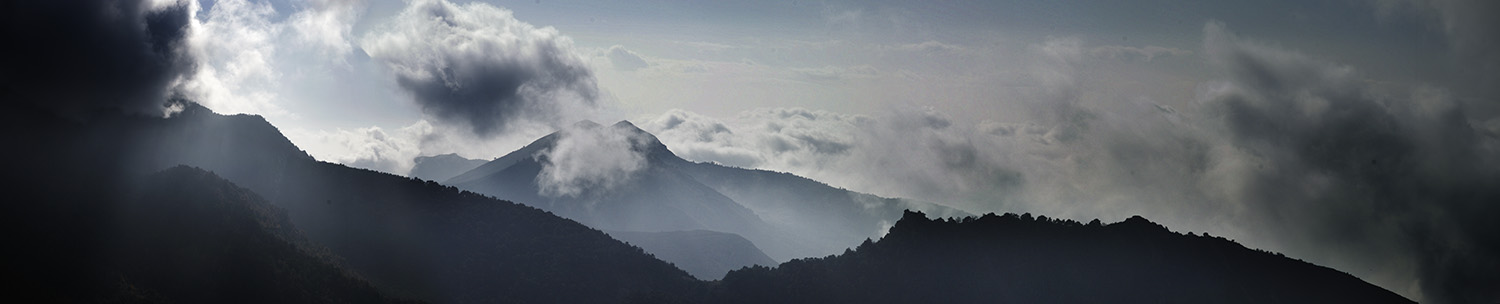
[409,153,489,182]
[4,104,701,303]
[445,120,969,264]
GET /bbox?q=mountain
[446,121,769,237]
[608,230,777,280]
[5,104,702,303]
[409,153,488,182]
[1,103,1414,303]
[676,160,971,258]
[709,211,1414,303]
[446,121,788,278]
[446,120,969,262]
[5,165,399,303]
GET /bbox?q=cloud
[644,24,1498,302]
[288,120,434,175]
[790,65,881,81]
[178,0,368,118]
[640,109,764,168]
[1089,45,1192,61]
[289,0,366,63]
[1,0,198,116]
[607,45,649,71]
[534,122,652,198]
[1372,0,1500,107]
[889,40,965,54]
[822,8,865,28]
[179,0,289,117]
[362,0,599,137]
[1201,21,1499,304]
[643,107,1024,208]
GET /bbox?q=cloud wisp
[607,45,650,71]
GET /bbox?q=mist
[643,22,1500,302]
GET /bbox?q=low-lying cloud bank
[644,22,1499,303]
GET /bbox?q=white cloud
[643,107,1023,209]
[607,45,649,71]
[181,0,368,117]
[640,109,764,168]
[287,120,433,175]
[180,0,289,117]
[289,0,365,64]
[534,122,652,198]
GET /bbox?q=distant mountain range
[409,153,488,183]
[606,230,777,281]
[442,120,969,279]
[2,103,1412,303]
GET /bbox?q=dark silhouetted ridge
[5,165,401,303]
[710,210,1413,304]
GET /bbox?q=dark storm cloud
[1,0,197,116]
[1203,21,1499,304]
[361,0,598,137]
[1375,0,1500,113]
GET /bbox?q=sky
[4,0,1498,302]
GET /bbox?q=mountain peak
[445,118,683,185]
[611,120,640,129]
[1113,214,1170,233]
[571,120,602,129]
[900,210,930,222]
[171,101,216,118]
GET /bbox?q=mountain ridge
[6,105,704,303]
[447,120,969,262]
[709,210,1414,303]
[5,164,402,303]
[3,103,1415,303]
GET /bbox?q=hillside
[446,120,968,262]
[5,104,702,303]
[5,166,398,303]
[678,161,971,258]
[608,230,777,280]
[710,211,1413,303]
